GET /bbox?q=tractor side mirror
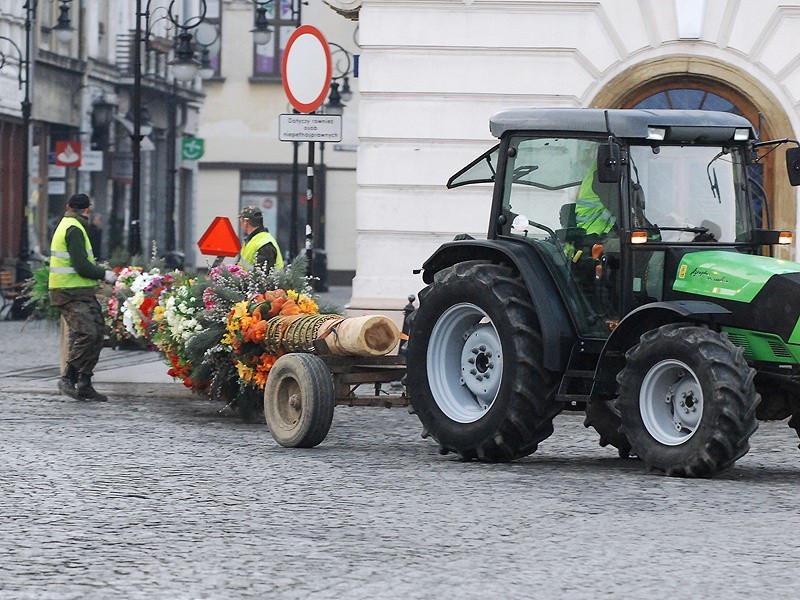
[597,142,621,183]
[786,147,800,186]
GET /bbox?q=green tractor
[405,108,800,477]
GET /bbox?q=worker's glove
[104,270,117,284]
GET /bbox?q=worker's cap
[239,205,262,220]
[67,193,91,209]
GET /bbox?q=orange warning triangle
[197,217,242,257]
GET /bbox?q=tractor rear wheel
[406,261,561,461]
[616,324,759,477]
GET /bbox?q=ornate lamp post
[324,42,353,116]
[250,1,303,45]
[129,0,207,257]
[0,1,74,278]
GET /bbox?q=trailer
[262,352,407,447]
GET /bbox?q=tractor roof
[490,108,754,141]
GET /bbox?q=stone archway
[591,55,796,254]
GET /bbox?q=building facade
[195,0,359,286]
[0,0,205,278]
[324,0,800,314]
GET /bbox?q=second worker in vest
[49,193,116,402]
[237,205,284,272]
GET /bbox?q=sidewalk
[0,286,352,397]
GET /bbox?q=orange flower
[243,318,267,343]
[279,299,301,316]
[254,353,277,387]
[269,296,288,317]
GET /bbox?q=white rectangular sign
[78,150,104,172]
[279,114,342,142]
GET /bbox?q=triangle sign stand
[197,217,242,258]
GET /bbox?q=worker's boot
[57,364,79,399]
[76,373,108,402]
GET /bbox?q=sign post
[281,25,332,276]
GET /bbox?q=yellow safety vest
[576,164,616,236]
[48,217,98,289]
[239,231,284,270]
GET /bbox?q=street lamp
[130,0,207,257]
[324,42,353,115]
[194,21,220,80]
[251,2,272,45]
[250,1,303,45]
[0,1,73,279]
[52,1,76,46]
[90,92,118,151]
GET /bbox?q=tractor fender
[420,239,576,371]
[591,300,731,399]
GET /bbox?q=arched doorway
[591,56,796,256]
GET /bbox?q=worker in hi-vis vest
[48,193,116,402]
[237,205,284,272]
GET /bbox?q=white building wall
[347,0,800,311]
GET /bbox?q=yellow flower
[236,361,255,383]
[287,290,299,302]
[298,296,318,314]
[221,333,232,346]
[153,305,166,321]
[232,300,250,319]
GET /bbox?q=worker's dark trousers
[58,298,105,376]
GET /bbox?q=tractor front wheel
[616,324,759,477]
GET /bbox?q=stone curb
[0,379,196,399]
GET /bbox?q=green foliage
[22,262,59,321]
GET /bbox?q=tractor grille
[768,339,793,359]
[725,332,753,359]
[725,329,794,362]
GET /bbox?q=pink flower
[202,287,216,310]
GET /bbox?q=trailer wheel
[406,261,560,462]
[616,324,759,477]
[584,399,632,458]
[264,353,335,448]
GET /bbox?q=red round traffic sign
[281,26,332,114]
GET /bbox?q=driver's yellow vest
[49,217,97,289]
[239,231,284,271]
[576,164,615,236]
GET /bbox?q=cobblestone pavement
[2,387,800,600]
[2,318,800,599]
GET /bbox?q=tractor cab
[450,109,793,340]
